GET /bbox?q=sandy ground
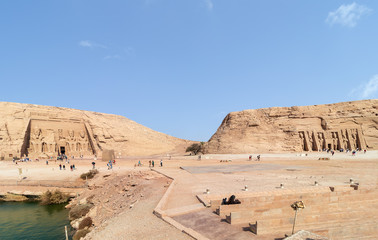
[0,150,377,239]
[81,171,193,240]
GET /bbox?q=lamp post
[290,201,305,235]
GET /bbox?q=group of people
[107,160,115,170]
[327,148,367,156]
[142,159,163,168]
[248,155,261,161]
[59,163,76,171]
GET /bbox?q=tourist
[149,160,151,167]
[152,160,154,167]
[63,165,65,170]
[46,160,48,165]
[70,165,73,171]
[249,155,252,160]
[160,159,163,167]
[138,160,141,166]
[59,164,62,170]
[73,164,76,170]
[92,161,96,169]
[364,149,367,154]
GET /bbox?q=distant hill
[205,99,378,153]
[0,102,192,159]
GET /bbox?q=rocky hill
[0,102,192,159]
[205,99,378,153]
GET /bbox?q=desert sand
[1,149,377,239]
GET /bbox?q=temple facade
[298,128,366,151]
[21,119,96,158]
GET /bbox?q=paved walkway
[173,208,255,240]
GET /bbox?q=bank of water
[0,202,74,240]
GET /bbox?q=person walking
[160,159,163,167]
[152,160,154,167]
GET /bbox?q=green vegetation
[186,142,204,155]
[40,190,70,205]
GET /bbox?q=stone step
[230,191,378,210]
[230,199,378,225]
[225,199,378,226]
[250,212,378,235]
[221,197,378,222]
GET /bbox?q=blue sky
[1,1,377,141]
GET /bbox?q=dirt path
[83,173,193,240]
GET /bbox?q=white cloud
[204,0,213,11]
[104,55,121,60]
[79,40,107,49]
[361,75,378,98]
[326,2,372,27]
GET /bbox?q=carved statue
[308,131,315,151]
[76,142,81,151]
[42,142,48,153]
[29,142,34,153]
[33,127,42,139]
[58,129,64,140]
[68,130,74,140]
[80,130,85,139]
[299,132,305,150]
[317,132,324,150]
[332,132,338,150]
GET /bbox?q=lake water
[0,202,74,240]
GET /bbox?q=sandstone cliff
[0,102,192,159]
[206,99,378,153]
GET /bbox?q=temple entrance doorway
[60,146,65,155]
[328,144,332,150]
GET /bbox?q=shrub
[80,169,99,180]
[73,229,90,240]
[185,143,204,155]
[78,217,93,230]
[69,203,93,220]
[40,190,70,205]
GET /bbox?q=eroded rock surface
[206,99,378,153]
[0,102,191,159]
